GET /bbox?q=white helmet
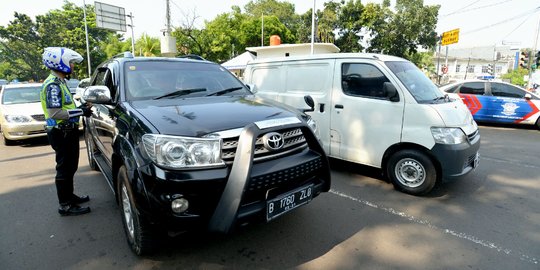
[42,47,83,74]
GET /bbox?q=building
[434,45,518,84]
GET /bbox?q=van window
[341,63,390,99]
[252,67,282,93]
[386,61,445,103]
[286,63,330,94]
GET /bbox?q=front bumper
[2,122,47,140]
[431,130,481,181]
[134,123,331,233]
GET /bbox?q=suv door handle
[335,104,344,109]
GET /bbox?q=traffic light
[534,51,540,70]
[519,51,529,69]
[487,64,494,75]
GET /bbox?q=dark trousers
[47,128,80,205]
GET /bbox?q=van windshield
[385,61,447,103]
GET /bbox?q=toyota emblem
[262,132,284,151]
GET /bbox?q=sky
[1,0,539,49]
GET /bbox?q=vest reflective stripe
[40,74,79,127]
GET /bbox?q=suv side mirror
[303,95,315,113]
[383,82,400,102]
[84,85,112,104]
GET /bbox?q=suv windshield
[124,60,250,100]
[386,61,446,103]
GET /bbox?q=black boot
[71,194,90,204]
[58,204,91,216]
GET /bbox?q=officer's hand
[81,107,92,117]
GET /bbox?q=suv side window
[491,82,525,98]
[341,63,391,99]
[458,82,485,95]
[93,67,116,101]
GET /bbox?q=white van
[244,53,480,195]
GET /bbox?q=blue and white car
[441,80,540,129]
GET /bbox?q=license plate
[266,184,313,221]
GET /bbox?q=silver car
[0,83,47,145]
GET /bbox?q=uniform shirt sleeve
[45,83,83,120]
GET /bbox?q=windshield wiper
[432,94,449,103]
[153,88,206,100]
[205,87,243,96]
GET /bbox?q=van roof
[247,53,407,65]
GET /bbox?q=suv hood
[130,96,302,137]
[431,100,477,135]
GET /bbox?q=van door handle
[335,104,344,109]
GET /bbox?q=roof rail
[178,54,206,61]
[112,51,134,59]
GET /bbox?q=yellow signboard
[442,28,459,46]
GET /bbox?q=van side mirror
[383,82,399,102]
[525,93,531,100]
[303,95,315,113]
[83,85,112,104]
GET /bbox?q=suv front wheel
[117,165,159,255]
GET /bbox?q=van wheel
[117,166,159,255]
[84,128,99,171]
[535,117,540,130]
[386,150,437,195]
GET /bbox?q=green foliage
[0,1,114,81]
[501,68,529,87]
[366,0,439,57]
[0,0,441,78]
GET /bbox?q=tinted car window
[341,63,391,99]
[459,82,485,95]
[124,61,249,100]
[490,83,525,98]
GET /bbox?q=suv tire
[117,165,160,255]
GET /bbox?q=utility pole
[127,12,135,55]
[82,0,91,77]
[436,36,441,84]
[311,0,316,55]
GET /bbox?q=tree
[0,1,114,80]
[136,34,160,57]
[0,12,45,81]
[502,68,529,87]
[366,0,439,58]
[244,0,301,40]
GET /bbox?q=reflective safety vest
[40,74,78,127]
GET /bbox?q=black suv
[82,53,331,255]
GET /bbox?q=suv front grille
[221,127,307,163]
[247,157,322,192]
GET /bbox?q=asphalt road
[1,125,539,270]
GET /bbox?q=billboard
[95,2,127,32]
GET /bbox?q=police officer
[40,47,92,216]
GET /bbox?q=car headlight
[431,127,466,144]
[306,116,321,139]
[5,115,32,123]
[142,134,224,169]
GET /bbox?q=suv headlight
[5,115,32,123]
[142,134,224,169]
[306,117,319,138]
[431,127,466,144]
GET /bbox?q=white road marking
[330,189,538,265]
